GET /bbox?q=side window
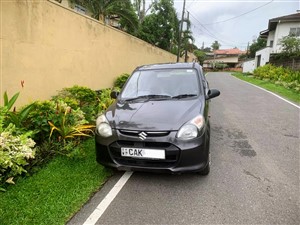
[200,73,209,95]
[289,27,300,37]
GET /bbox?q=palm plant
[71,0,138,32]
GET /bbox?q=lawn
[0,138,112,225]
[232,72,300,104]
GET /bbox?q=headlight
[177,115,205,140]
[96,115,112,137]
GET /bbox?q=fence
[269,57,300,71]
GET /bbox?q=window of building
[269,40,274,47]
[289,27,300,36]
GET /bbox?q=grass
[232,72,300,104]
[0,138,112,225]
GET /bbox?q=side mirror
[206,89,220,100]
[110,90,119,99]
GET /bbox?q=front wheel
[198,152,210,175]
[198,127,210,176]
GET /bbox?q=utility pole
[177,0,186,62]
[184,11,190,62]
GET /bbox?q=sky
[170,0,300,50]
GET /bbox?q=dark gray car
[95,62,220,175]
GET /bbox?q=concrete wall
[242,59,255,73]
[273,22,300,53]
[1,0,179,107]
[256,47,271,67]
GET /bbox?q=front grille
[109,141,180,167]
[119,130,170,137]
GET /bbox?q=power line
[202,0,274,25]
[189,11,248,44]
[189,11,247,48]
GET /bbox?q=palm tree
[71,0,138,33]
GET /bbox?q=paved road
[68,72,299,225]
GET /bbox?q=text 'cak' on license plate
[121,148,165,159]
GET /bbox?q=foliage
[280,35,300,55]
[71,0,139,33]
[0,110,36,189]
[138,0,179,51]
[114,73,130,89]
[52,85,98,123]
[48,101,94,142]
[3,91,19,111]
[249,37,267,58]
[133,0,155,24]
[193,50,207,65]
[2,91,34,130]
[211,41,221,51]
[181,28,195,60]
[117,1,140,35]
[97,88,115,113]
[24,100,57,144]
[215,63,228,70]
[233,72,300,104]
[253,64,300,92]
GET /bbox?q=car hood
[105,99,202,131]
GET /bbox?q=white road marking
[83,171,133,225]
[232,76,300,109]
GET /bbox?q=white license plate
[121,148,165,160]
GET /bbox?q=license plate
[121,148,165,160]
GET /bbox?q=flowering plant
[0,107,36,188]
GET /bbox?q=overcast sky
[169,0,300,50]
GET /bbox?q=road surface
[68,72,299,225]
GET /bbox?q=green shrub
[97,88,115,113]
[2,91,34,131]
[253,64,300,92]
[114,73,130,89]
[52,85,98,123]
[215,63,228,70]
[24,100,57,144]
[0,107,36,190]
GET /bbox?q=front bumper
[95,129,209,173]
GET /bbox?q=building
[243,11,300,73]
[203,48,246,69]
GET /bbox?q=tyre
[198,151,210,175]
[198,125,210,175]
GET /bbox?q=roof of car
[134,62,202,71]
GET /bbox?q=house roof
[213,48,246,55]
[260,12,300,37]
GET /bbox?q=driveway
[68,72,299,225]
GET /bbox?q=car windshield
[121,69,200,100]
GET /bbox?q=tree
[211,41,221,51]
[193,50,207,65]
[138,0,179,51]
[70,0,138,33]
[202,47,211,52]
[181,29,195,62]
[249,37,267,58]
[133,0,156,24]
[280,35,300,55]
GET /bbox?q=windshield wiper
[124,94,172,102]
[172,94,197,99]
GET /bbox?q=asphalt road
[68,72,299,225]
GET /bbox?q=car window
[121,69,201,99]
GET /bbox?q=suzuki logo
[139,132,147,140]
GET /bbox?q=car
[95,62,220,175]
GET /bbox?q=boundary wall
[1,0,179,106]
